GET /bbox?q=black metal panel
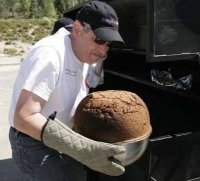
[64,0,147,52]
[108,0,146,51]
[148,132,200,181]
[64,0,200,62]
[147,0,200,62]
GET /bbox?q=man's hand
[41,117,125,176]
[95,56,106,76]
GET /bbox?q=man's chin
[85,56,102,64]
[89,58,100,64]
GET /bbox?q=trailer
[64,0,200,180]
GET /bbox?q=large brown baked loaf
[74,90,152,143]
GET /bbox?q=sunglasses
[80,21,112,47]
[92,37,112,46]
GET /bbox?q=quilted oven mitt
[41,118,125,176]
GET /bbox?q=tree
[5,0,16,17]
[41,0,56,17]
[14,0,30,17]
[0,0,7,17]
[54,0,66,16]
[29,0,40,18]
[0,0,89,18]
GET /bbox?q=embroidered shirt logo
[65,69,77,76]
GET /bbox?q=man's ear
[72,20,83,38]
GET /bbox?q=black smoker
[64,0,200,180]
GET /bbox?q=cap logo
[65,24,73,28]
[102,18,118,27]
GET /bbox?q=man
[9,1,125,181]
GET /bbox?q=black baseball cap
[76,1,124,47]
[51,17,74,34]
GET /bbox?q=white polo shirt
[9,28,102,128]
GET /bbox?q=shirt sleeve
[22,46,61,101]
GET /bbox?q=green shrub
[20,49,25,54]
[0,18,53,44]
[39,17,51,26]
[22,34,34,43]
[5,41,12,45]
[3,48,18,55]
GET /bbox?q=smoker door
[147,0,200,62]
[148,132,200,181]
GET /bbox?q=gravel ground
[0,56,27,180]
[0,40,30,159]
[0,41,32,57]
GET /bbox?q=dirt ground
[0,41,32,57]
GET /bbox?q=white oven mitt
[41,117,125,176]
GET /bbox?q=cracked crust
[74,90,152,143]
